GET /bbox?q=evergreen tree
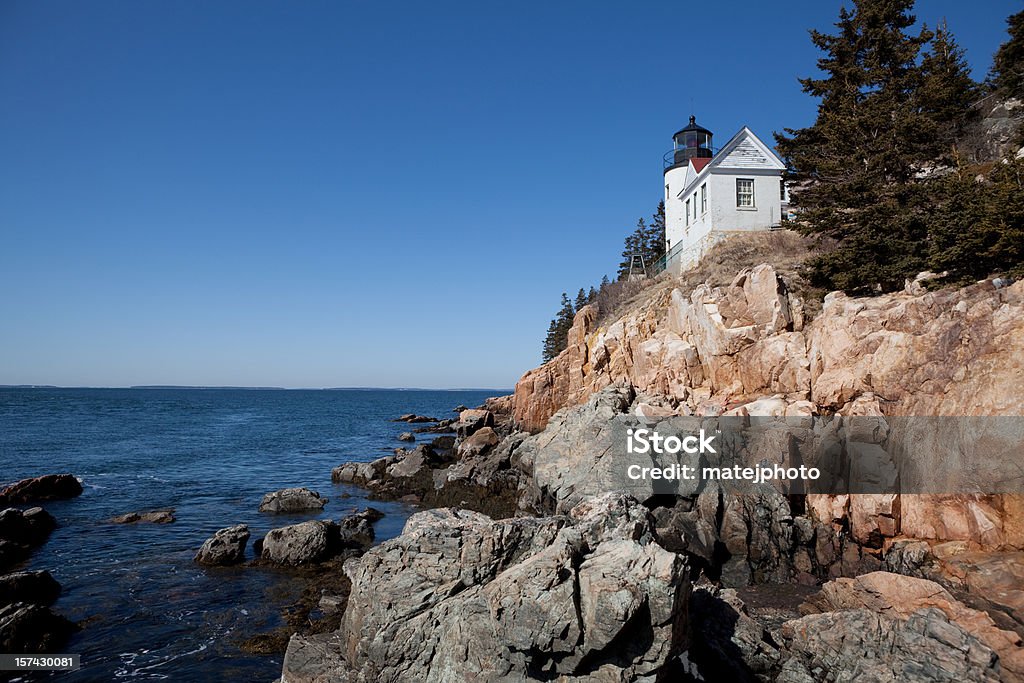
[646,201,667,264]
[918,20,979,153]
[991,10,1024,100]
[617,219,646,280]
[541,318,562,363]
[600,274,610,288]
[587,286,598,303]
[574,288,589,311]
[541,293,577,362]
[928,156,1024,281]
[775,0,958,293]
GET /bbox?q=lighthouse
[661,116,788,274]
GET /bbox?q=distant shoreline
[0,385,512,392]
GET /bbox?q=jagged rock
[0,475,82,505]
[515,384,635,514]
[261,520,338,565]
[0,507,56,546]
[259,488,327,514]
[456,426,498,458]
[454,408,494,438]
[393,414,437,423]
[412,419,455,434]
[430,435,456,451]
[0,507,56,570]
[337,509,381,549]
[689,585,783,681]
[397,432,415,442]
[284,494,690,683]
[332,456,397,486]
[0,571,61,607]
[780,607,1001,682]
[194,524,250,566]
[799,572,1024,680]
[0,602,77,654]
[110,509,176,524]
[385,445,442,484]
[282,632,350,683]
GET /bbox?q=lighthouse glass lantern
[672,116,714,165]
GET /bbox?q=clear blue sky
[0,1,1017,389]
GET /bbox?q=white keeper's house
[661,116,790,274]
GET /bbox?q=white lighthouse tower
[661,116,788,274]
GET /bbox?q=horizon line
[0,384,514,392]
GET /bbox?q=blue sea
[0,387,502,681]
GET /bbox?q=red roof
[690,157,711,173]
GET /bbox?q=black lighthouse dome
[670,116,714,166]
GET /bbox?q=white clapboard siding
[719,137,773,169]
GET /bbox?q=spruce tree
[541,293,578,362]
[646,201,667,265]
[617,220,646,280]
[775,0,958,293]
[918,20,978,153]
[928,157,1024,281]
[574,288,589,311]
[991,10,1024,100]
[587,286,598,303]
[541,318,562,362]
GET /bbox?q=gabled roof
[676,127,785,198]
[690,157,711,173]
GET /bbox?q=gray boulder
[259,487,326,514]
[397,432,415,442]
[779,608,1000,682]
[281,493,690,683]
[515,384,635,514]
[110,509,175,524]
[261,520,337,565]
[194,524,250,566]
[337,509,381,550]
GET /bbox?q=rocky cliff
[513,259,1024,554]
[515,264,1024,430]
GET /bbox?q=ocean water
[0,387,502,681]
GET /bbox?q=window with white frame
[700,183,707,213]
[736,179,754,208]
[693,196,697,220]
[685,199,690,225]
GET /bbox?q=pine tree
[587,286,598,303]
[928,156,1024,281]
[541,293,577,362]
[541,318,562,363]
[646,201,667,264]
[991,10,1024,100]
[574,288,589,311]
[600,274,610,288]
[617,220,646,280]
[775,0,952,293]
[918,20,978,154]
